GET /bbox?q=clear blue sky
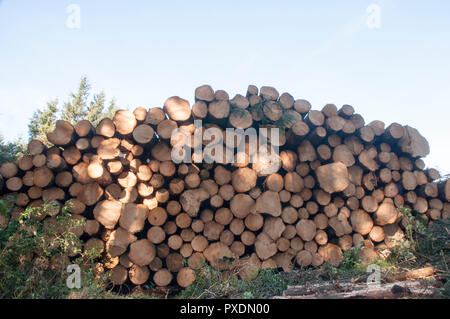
[0,0,449,173]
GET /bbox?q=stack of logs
[0,84,449,289]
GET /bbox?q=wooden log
[296,219,316,241]
[133,124,155,144]
[398,126,430,158]
[128,239,155,266]
[338,104,355,118]
[119,203,148,234]
[349,114,365,130]
[28,139,46,155]
[417,183,438,198]
[77,182,103,206]
[305,110,324,128]
[75,120,94,137]
[350,210,373,235]
[95,118,115,138]
[297,140,317,162]
[18,155,33,171]
[230,193,255,219]
[316,162,349,193]
[382,123,405,143]
[113,110,137,136]
[260,86,279,100]
[192,101,208,119]
[255,191,281,217]
[318,243,343,267]
[326,115,346,133]
[294,99,311,114]
[47,120,74,146]
[0,162,18,179]
[195,84,215,102]
[209,100,230,120]
[374,200,398,226]
[129,265,149,285]
[145,107,166,126]
[229,109,253,129]
[438,179,450,201]
[402,171,417,191]
[231,167,257,192]
[359,126,375,143]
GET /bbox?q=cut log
[0,162,18,179]
[296,219,316,242]
[195,84,215,102]
[145,107,166,126]
[113,110,137,135]
[192,101,208,119]
[383,123,405,142]
[28,139,46,155]
[128,239,155,266]
[203,242,236,269]
[209,100,230,120]
[284,172,304,193]
[133,124,154,144]
[255,233,278,260]
[47,120,74,146]
[318,243,343,267]
[106,227,137,257]
[179,188,209,217]
[256,191,282,217]
[305,110,324,127]
[230,193,255,218]
[374,201,398,226]
[129,265,149,285]
[350,210,374,235]
[119,203,148,234]
[96,118,116,138]
[398,126,430,158]
[231,167,257,193]
[316,162,349,193]
[93,200,122,229]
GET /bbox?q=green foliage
[385,207,431,266]
[28,77,118,145]
[0,198,107,299]
[28,99,58,145]
[0,135,26,164]
[238,268,288,299]
[61,77,91,124]
[179,261,288,299]
[178,261,239,298]
[386,207,449,297]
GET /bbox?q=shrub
[0,197,107,298]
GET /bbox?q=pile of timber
[0,84,449,289]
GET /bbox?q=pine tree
[26,77,118,146]
[86,91,106,126]
[0,135,26,164]
[28,99,58,144]
[61,76,90,125]
[105,98,119,120]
